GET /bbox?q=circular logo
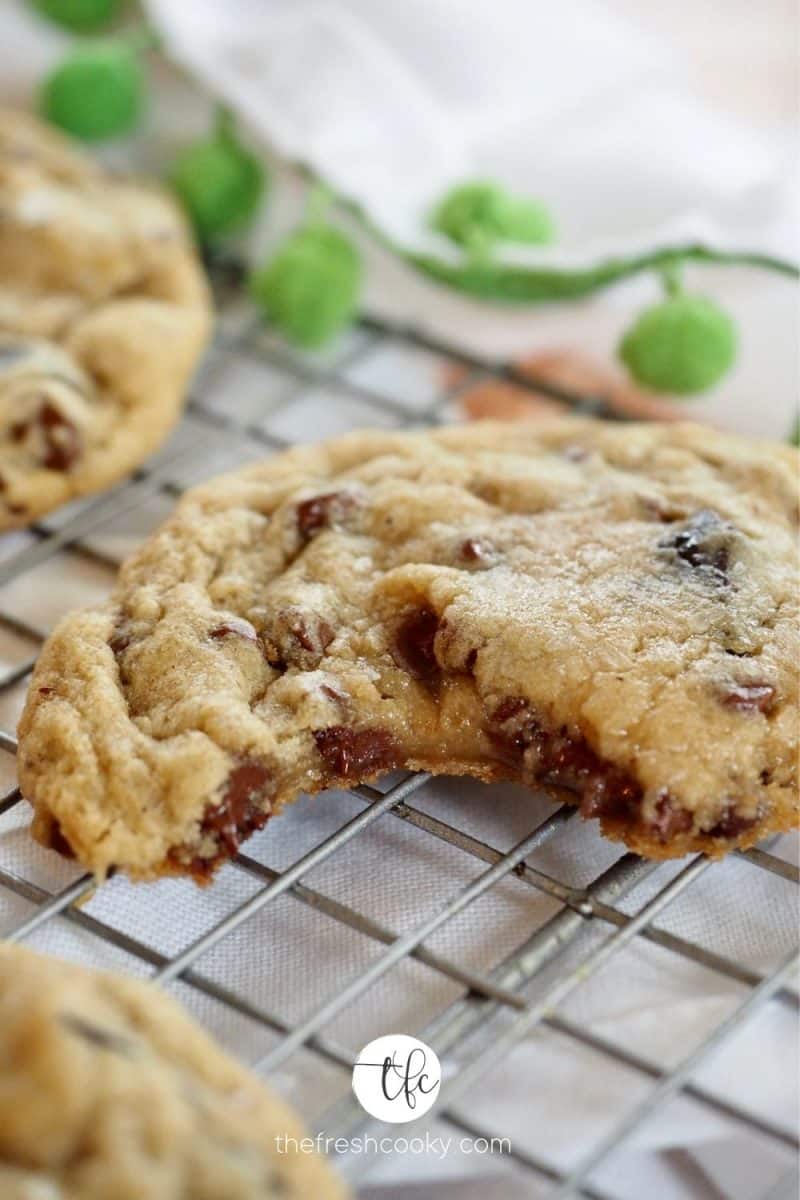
[352,1034,441,1123]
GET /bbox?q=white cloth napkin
[140,0,800,441]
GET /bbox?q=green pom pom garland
[40,40,144,141]
[32,0,121,33]
[618,287,737,395]
[249,223,362,349]
[431,180,555,253]
[169,112,265,243]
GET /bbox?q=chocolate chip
[38,686,54,696]
[199,758,272,860]
[661,509,733,583]
[296,491,356,541]
[487,698,642,821]
[39,402,82,470]
[210,617,259,644]
[720,683,776,714]
[12,402,83,471]
[45,819,76,859]
[313,726,397,778]
[491,696,529,725]
[109,628,133,657]
[707,804,757,839]
[289,612,334,655]
[392,608,440,682]
[648,793,693,840]
[259,608,335,669]
[61,1014,133,1054]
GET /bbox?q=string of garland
[28,1,799,430]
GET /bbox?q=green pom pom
[618,294,737,395]
[431,181,555,252]
[31,0,121,32]
[170,128,265,243]
[40,41,144,142]
[250,225,361,349]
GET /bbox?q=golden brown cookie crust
[0,944,348,1199]
[0,108,211,529]
[18,420,799,879]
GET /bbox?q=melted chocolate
[661,509,732,583]
[46,819,76,860]
[487,698,642,823]
[313,726,398,778]
[296,491,356,541]
[649,792,693,840]
[39,402,82,470]
[392,608,440,682]
[720,683,776,714]
[707,804,758,839]
[210,617,259,643]
[197,759,272,863]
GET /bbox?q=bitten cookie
[0,944,347,1199]
[0,108,210,528]
[18,420,799,879]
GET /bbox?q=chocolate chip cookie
[18,420,798,879]
[0,944,347,1199]
[0,109,210,528]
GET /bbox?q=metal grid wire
[0,274,797,1199]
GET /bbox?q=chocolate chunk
[707,804,757,839]
[648,793,693,840]
[491,696,529,726]
[39,402,82,470]
[661,509,732,583]
[12,402,83,471]
[61,1013,133,1054]
[460,537,496,565]
[288,612,334,655]
[210,617,259,644]
[46,819,76,859]
[199,758,272,860]
[259,608,335,669]
[38,686,54,696]
[435,616,480,675]
[109,628,133,657]
[720,683,776,714]
[487,698,642,821]
[313,726,397,778]
[392,607,440,682]
[296,490,356,541]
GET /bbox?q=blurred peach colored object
[453,349,686,423]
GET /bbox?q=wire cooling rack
[0,274,797,1200]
